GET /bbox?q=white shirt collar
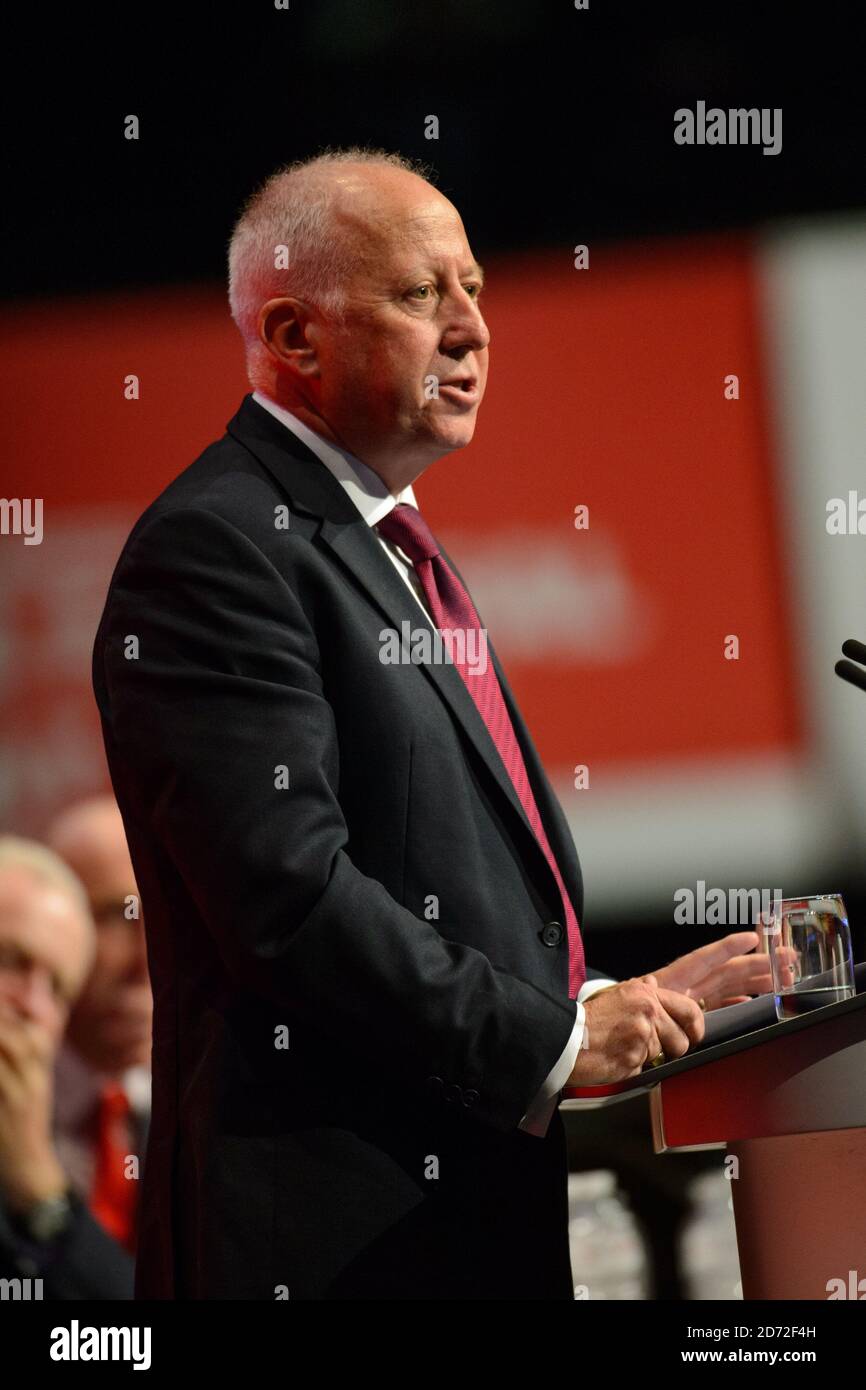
[251,390,419,528]
[53,1040,151,1124]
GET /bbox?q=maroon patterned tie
[376,502,586,999]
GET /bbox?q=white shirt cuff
[517,978,619,1137]
[578,976,618,1002]
[518,1003,584,1138]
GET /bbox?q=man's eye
[409,285,432,300]
[464,284,482,298]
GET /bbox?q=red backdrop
[0,232,801,833]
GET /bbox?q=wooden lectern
[561,979,866,1300]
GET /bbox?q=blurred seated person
[45,795,152,1257]
[0,835,133,1297]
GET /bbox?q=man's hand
[566,975,704,1087]
[0,1005,67,1213]
[653,930,774,1009]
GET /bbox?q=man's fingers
[656,988,705,1049]
[634,974,699,1061]
[0,1050,25,1105]
[688,950,776,1005]
[726,954,774,990]
[0,1018,51,1070]
[637,1029,663,1071]
[665,931,762,988]
[0,1022,27,1068]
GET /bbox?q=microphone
[835,638,866,694]
[841,638,866,665]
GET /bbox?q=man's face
[0,870,91,1043]
[49,805,152,1073]
[306,175,490,481]
[65,894,152,1073]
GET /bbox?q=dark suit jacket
[92,393,604,1300]
[0,1193,134,1299]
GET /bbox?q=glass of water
[758,894,854,1021]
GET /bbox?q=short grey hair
[0,834,93,929]
[227,147,436,388]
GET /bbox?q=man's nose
[443,295,490,355]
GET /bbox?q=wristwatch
[12,1188,75,1243]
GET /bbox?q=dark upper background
[1,0,862,303]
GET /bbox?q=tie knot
[376,503,440,563]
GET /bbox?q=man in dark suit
[92,149,767,1299]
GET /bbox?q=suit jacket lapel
[227,395,572,916]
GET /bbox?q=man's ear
[258,297,320,378]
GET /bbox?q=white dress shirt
[251,391,617,1136]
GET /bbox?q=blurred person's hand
[567,974,704,1086]
[0,1002,67,1211]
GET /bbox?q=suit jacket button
[444,1083,462,1104]
[541,921,564,947]
[462,1089,479,1107]
[426,1075,445,1098]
